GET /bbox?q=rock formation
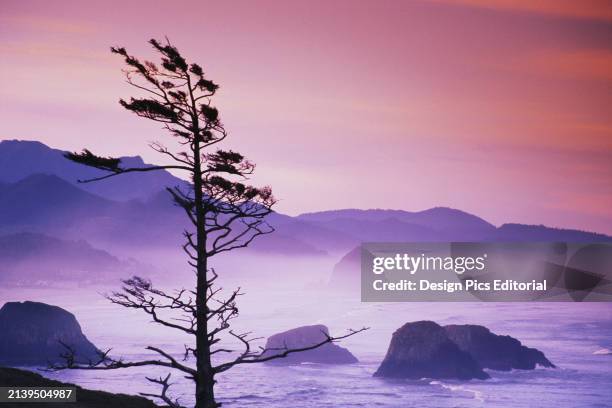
[375,321,557,380]
[262,325,358,365]
[374,321,489,380]
[444,324,555,370]
[0,301,99,366]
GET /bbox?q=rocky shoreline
[0,300,558,406]
[0,366,159,408]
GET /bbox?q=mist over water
[1,252,611,407]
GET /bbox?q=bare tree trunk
[193,142,217,408]
[57,39,366,407]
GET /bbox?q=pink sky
[1,0,611,234]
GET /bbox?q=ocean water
[4,285,612,407]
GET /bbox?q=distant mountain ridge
[0,232,148,285]
[0,172,328,257]
[1,139,610,260]
[0,139,186,202]
[0,174,114,228]
[493,223,612,242]
[298,207,495,231]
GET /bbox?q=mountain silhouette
[0,174,113,227]
[0,173,325,256]
[0,232,147,285]
[1,140,610,264]
[298,208,495,242]
[491,224,612,242]
[0,139,186,201]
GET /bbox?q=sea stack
[444,324,555,370]
[374,321,489,380]
[262,325,358,365]
[0,301,100,366]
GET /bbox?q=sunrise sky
[1,0,611,233]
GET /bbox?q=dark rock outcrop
[0,301,99,366]
[0,366,158,407]
[374,321,489,380]
[444,324,555,370]
[262,325,358,365]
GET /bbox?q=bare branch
[213,327,369,373]
[79,165,190,183]
[140,373,185,408]
[106,277,196,335]
[48,346,194,375]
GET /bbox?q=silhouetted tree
[51,38,365,408]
